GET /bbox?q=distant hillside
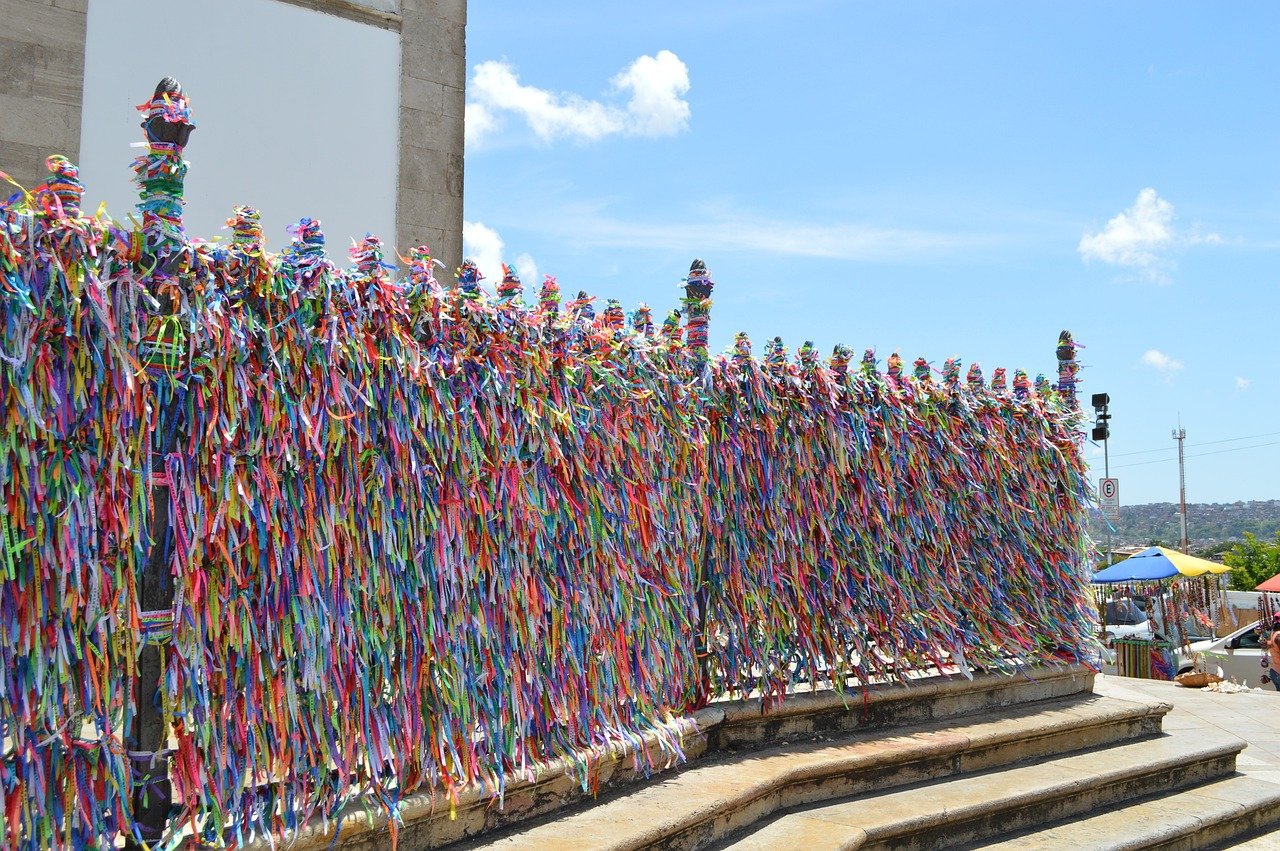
[1089,499,1280,555]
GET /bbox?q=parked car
[1181,620,1276,688]
[1100,598,1155,643]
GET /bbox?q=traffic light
[1091,392,1110,442]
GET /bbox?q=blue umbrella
[1091,550,1177,583]
[1090,545,1230,583]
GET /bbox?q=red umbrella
[1256,572,1280,592]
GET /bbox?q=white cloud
[462,220,505,286]
[524,202,1000,262]
[465,102,499,147]
[1077,188,1221,282]
[1141,349,1184,374]
[462,221,538,295]
[467,51,691,145]
[1079,188,1173,269]
[1236,376,1252,390]
[513,252,539,289]
[470,60,623,143]
[611,50,691,137]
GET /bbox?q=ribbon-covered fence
[1,97,1095,851]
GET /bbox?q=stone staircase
[447,669,1280,851]
[724,729,1269,849]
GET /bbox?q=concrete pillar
[0,0,89,193]
[397,0,466,277]
[228,0,467,272]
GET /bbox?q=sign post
[1099,476,1120,523]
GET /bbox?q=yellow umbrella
[1128,545,1231,577]
[1092,546,1230,582]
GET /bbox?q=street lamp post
[1092,393,1112,565]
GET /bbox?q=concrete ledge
[709,664,1094,752]
[271,0,402,31]
[245,664,1094,850]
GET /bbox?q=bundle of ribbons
[0,171,1094,848]
[0,165,150,849]
[701,336,1093,702]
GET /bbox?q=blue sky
[75,1,1280,506]
[463,2,1280,506]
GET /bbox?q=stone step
[459,692,1170,850]
[721,727,1245,851]
[975,773,1280,850]
[1218,819,1280,849]
[265,665,1096,850]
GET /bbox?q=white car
[1100,598,1156,643]
[1183,620,1279,690]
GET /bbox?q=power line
[1109,440,1280,470]
[1104,430,1280,459]
[1108,446,1178,458]
[1111,456,1177,470]
[1188,440,1280,460]
[1191,430,1280,448]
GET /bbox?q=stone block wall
[398,0,466,276]
[0,0,88,192]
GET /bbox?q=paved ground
[1096,673,1280,789]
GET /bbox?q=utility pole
[1173,426,1189,553]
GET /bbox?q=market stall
[1091,546,1232,679]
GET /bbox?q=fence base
[244,663,1093,851]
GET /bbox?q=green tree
[1224,532,1280,591]
[1196,540,1238,560]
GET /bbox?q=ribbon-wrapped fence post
[132,75,196,845]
